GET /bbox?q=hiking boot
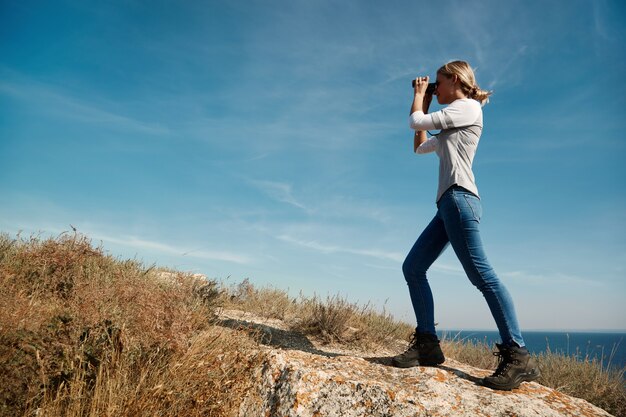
[481,343,541,390]
[392,331,445,368]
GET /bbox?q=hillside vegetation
[0,233,261,417]
[0,233,624,416]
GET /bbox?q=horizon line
[438,328,626,334]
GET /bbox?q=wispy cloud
[238,175,400,224]
[487,45,528,90]
[245,152,272,162]
[93,233,252,264]
[313,195,395,224]
[277,233,467,276]
[592,0,613,41]
[364,262,400,272]
[277,233,404,262]
[442,2,534,90]
[247,179,309,211]
[0,70,169,135]
[431,263,465,275]
[502,270,602,287]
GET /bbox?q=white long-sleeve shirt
[409,98,482,131]
[409,98,484,202]
[415,136,438,154]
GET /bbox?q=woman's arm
[410,99,481,131]
[415,135,438,154]
[411,77,432,152]
[414,130,427,152]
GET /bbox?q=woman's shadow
[216,316,483,385]
[216,317,342,357]
[362,355,484,384]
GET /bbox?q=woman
[391,60,540,391]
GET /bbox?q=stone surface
[217,310,613,417]
[238,349,613,417]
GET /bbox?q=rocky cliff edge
[217,310,612,417]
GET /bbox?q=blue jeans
[403,185,525,348]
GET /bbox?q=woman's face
[435,73,458,105]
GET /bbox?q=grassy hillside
[1,233,624,416]
[0,233,261,417]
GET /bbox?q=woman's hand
[411,76,432,115]
[413,76,430,96]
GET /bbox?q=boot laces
[492,350,520,377]
[404,332,437,354]
[406,332,419,351]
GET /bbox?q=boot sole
[419,357,445,366]
[392,357,445,368]
[481,368,541,391]
[392,358,419,368]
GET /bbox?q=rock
[214,310,612,417]
[238,348,613,417]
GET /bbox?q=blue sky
[1,0,625,331]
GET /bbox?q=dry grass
[439,332,626,416]
[223,281,413,349]
[222,278,296,320]
[28,327,261,417]
[2,232,624,416]
[534,346,626,416]
[439,332,497,369]
[0,232,263,417]
[293,294,359,344]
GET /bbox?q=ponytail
[468,85,492,106]
[437,60,493,106]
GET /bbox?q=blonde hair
[437,60,492,105]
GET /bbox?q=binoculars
[412,79,438,94]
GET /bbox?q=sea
[436,330,626,373]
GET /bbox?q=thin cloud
[245,152,272,162]
[277,233,470,276]
[381,67,419,86]
[183,111,393,154]
[592,0,613,41]
[487,45,528,90]
[443,3,533,90]
[0,72,169,135]
[0,219,251,264]
[247,179,309,211]
[364,262,400,272]
[431,263,465,275]
[277,233,404,262]
[503,270,602,287]
[94,233,251,264]
[313,196,394,224]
